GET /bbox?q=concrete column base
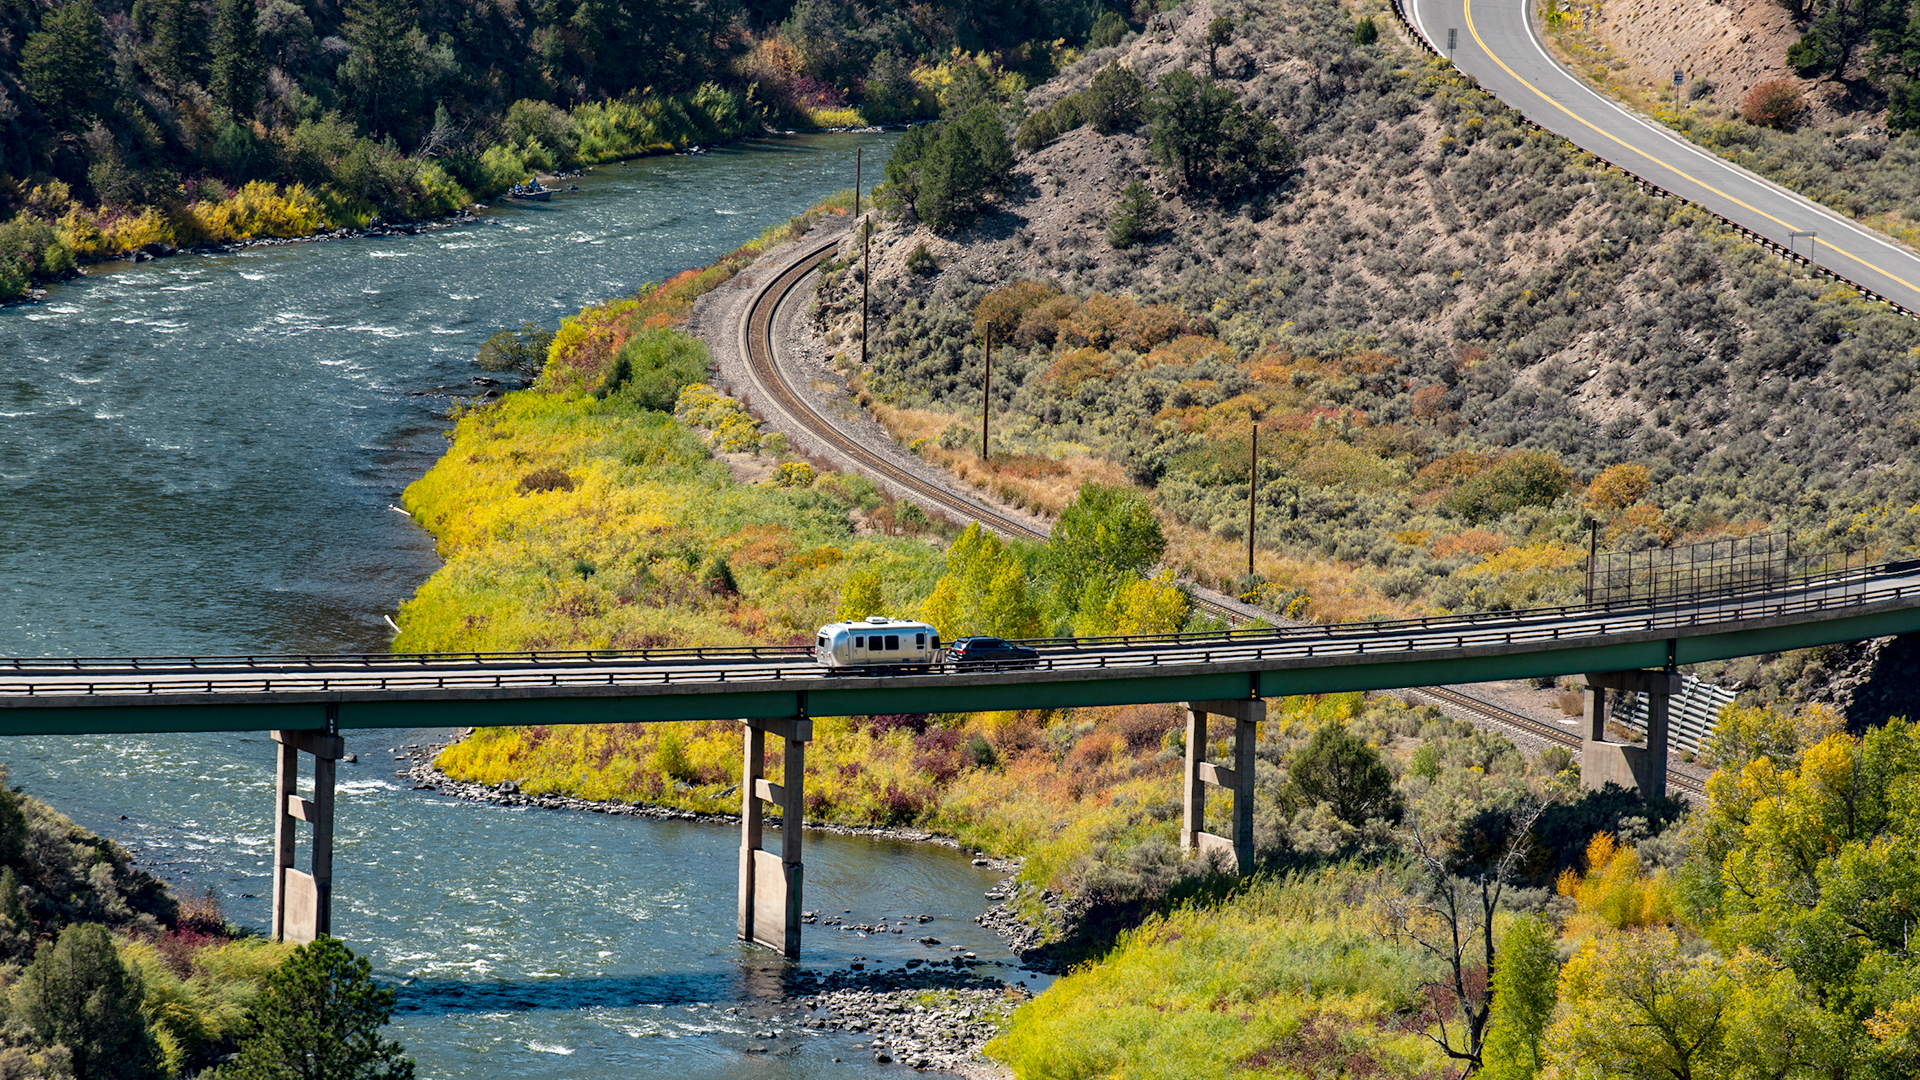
[270,729,343,944]
[1181,699,1264,875]
[1581,740,1659,794]
[1579,669,1682,802]
[739,716,811,958]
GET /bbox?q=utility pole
[860,217,870,368]
[980,327,992,461]
[1586,517,1599,605]
[1247,414,1260,579]
[854,147,862,217]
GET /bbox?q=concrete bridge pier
[739,716,811,958]
[1181,699,1265,874]
[270,728,343,944]
[1580,669,1682,802]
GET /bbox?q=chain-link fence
[1586,533,1889,608]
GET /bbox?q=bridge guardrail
[1382,0,1920,322]
[5,575,1915,699]
[4,560,1916,677]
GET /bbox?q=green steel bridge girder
[6,600,1919,738]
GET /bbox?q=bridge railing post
[739,716,812,958]
[269,729,343,944]
[1181,699,1264,875]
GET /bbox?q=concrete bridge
[5,561,1919,955]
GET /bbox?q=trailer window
[885,635,900,650]
[817,637,827,649]
[916,633,926,647]
[854,636,864,648]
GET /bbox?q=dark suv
[946,637,1040,667]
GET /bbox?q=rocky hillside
[811,0,1920,615]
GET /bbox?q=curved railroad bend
[735,230,1707,799]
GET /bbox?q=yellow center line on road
[1461,0,1920,295]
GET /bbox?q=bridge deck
[2,566,1917,735]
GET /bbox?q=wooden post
[854,147,861,217]
[980,328,992,460]
[1247,420,1258,579]
[739,716,812,958]
[1180,699,1264,875]
[860,220,869,368]
[270,729,343,944]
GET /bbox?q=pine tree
[338,0,423,137]
[13,923,158,1080]
[133,0,209,88]
[216,936,414,1080]
[20,0,106,133]
[209,0,265,116]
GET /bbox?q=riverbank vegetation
[0,0,1166,298]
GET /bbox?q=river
[0,133,1043,1077]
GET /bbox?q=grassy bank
[987,867,1450,1080]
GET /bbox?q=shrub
[1087,10,1128,48]
[1146,70,1294,194]
[1082,63,1146,135]
[1108,181,1162,249]
[1585,463,1651,512]
[602,328,712,411]
[701,555,738,597]
[1739,79,1803,129]
[1443,450,1573,523]
[1281,721,1402,825]
[906,242,938,275]
[476,322,554,374]
[516,467,574,494]
[1353,15,1379,45]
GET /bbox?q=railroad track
[741,233,1710,803]
[742,235,1050,546]
[1404,685,1707,800]
[741,233,1252,626]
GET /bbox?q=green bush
[1281,721,1402,825]
[1442,451,1573,524]
[600,328,712,411]
[1087,10,1128,48]
[1108,180,1161,248]
[1353,14,1379,44]
[14,924,158,1080]
[1146,70,1294,194]
[1083,62,1146,135]
[476,322,555,374]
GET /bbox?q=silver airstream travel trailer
[815,616,941,673]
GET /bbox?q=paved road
[1406,0,1920,313]
[5,565,1917,705]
